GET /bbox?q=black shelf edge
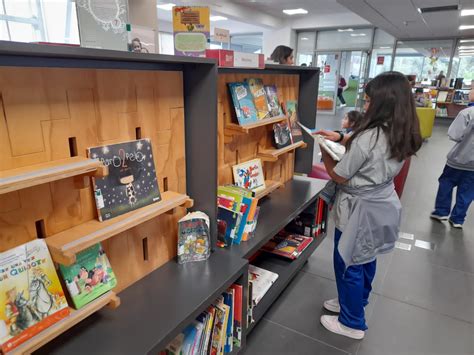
[225,177,327,259]
[218,65,320,75]
[248,233,327,332]
[35,249,247,355]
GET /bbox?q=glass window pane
[316,28,373,51]
[159,32,174,55]
[230,34,262,54]
[9,21,37,42]
[296,31,315,66]
[451,39,474,87]
[4,0,34,17]
[0,20,9,41]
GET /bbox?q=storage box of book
[59,244,117,309]
[0,239,70,353]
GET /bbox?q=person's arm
[448,110,470,142]
[320,149,347,184]
[314,129,351,146]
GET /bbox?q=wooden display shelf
[11,291,120,355]
[225,115,288,135]
[0,157,107,195]
[46,191,194,265]
[257,141,307,162]
[255,180,283,200]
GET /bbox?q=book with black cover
[273,121,293,149]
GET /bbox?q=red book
[262,232,313,260]
[229,284,243,347]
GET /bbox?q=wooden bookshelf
[0,157,107,195]
[255,180,283,200]
[257,141,307,162]
[46,191,193,265]
[225,115,287,135]
[11,291,120,355]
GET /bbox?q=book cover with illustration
[59,244,117,309]
[248,265,278,306]
[264,85,284,117]
[247,78,270,120]
[273,121,293,149]
[262,232,313,260]
[0,239,70,353]
[232,159,266,193]
[88,139,161,221]
[285,100,304,143]
[228,82,258,125]
[177,212,211,264]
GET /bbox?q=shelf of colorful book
[34,249,248,355]
[227,176,327,259]
[247,233,327,333]
[257,141,307,162]
[225,115,288,135]
[46,191,193,266]
[10,291,120,355]
[0,157,108,195]
[255,180,283,200]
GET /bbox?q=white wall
[262,22,296,60]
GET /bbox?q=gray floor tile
[264,272,377,353]
[242,318,348,355]
[380,249,474,323]
[357,296,474,355]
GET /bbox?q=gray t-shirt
[333,128,404,230]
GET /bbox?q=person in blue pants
[431,101,474,229]
[317,72,422,339]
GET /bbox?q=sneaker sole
[320,316,364,340]
[448,220,463,229]
[430,215,449,221]
[323,301,340,313]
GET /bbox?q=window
[369,29,395,78]
[450,40,474,87]
[158,32,173,55]
[316,28,373,51]
[230,33,262,54]
[296,31,315,66]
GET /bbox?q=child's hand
[314,129,340,142]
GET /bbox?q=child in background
[341,110,363,134]
[414,88,428,107]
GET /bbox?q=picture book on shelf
[88,139,161,221]
[232,159,266,193]
[248,265,279,306]
[210,300,230,355]
[59,244,116,310]
[246,78,271,120]
[273,121,293,149]
[228,82,258,125]
[285,100,304,143]
[0,239,70,353]
[261,232,313,260]
[229,284,243,348]
[177,212,211,264]
[264,85,284,117]
[217,207,241,247]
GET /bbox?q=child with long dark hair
[316,71,422,339]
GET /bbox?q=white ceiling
[338,0,474,39]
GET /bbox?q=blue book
[223,290,234,353]
[217,207,241,246]
[233,196,252,245]
[182,323,198,355]
[228,82,258,125]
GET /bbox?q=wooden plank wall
[0,67,187,292]
[218,73,300,186]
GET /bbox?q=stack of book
[261,232,313,260]
[217,186,260,247]
[163,284,243,355]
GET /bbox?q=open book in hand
[297,122,346,161]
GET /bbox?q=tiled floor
[242,108,474,355]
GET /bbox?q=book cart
[217,65,328,334]
[0,41,328,354]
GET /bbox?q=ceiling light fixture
[156,3,175,11]
[283,8,308,15]
[461,9,474,16]
[210,16,228,21]
[338,28,354,32]
[350,33,367,37]
[459,45,474,49]
[459,25,474,30]
[379,46,391,49]
[459,39,474,43]
[301,37,309,41]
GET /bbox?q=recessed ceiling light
[459,45,474,49]
[350,33,367,37]
[156,3,175,11]
[210,16,228,21]
[379,46,391,49]
[338,28,354,32]
[460,39,474,43]
[461,9,474,16]
[459,25,474,30]
[301,37,309,41]
[283,8,308,15]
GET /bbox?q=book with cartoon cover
[232,159,266,193]
[285,100,304,143]
[177,212,211,264]
[0,239,70,353]
[247,78,271,120]
[264,85,284,117]
[228,82,258,125]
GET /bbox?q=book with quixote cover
[247,78,271,120]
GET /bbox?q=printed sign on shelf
[214,27,230,43]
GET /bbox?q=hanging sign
[214,28,230,43]
[324,64,331,73]
[377,56,385,65]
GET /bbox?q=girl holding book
[316,72,422,339]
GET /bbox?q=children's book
[247,78,271,120]
[273,121,293,149]
[210,301,229,355]
[0,239,70,353]
[228,82,258,125]
[298,122,346,161]
[182,322,198,355]
[261,232,313,260]
[203,307,216,355]
[217,207,240,247]
[232,159,266,193]
[248,265,279,306]
[88,139,161,221]
[229,284,243,348]
[59,243,117,309]
[285,100,304,143]
[177,212,211,264]
[264,85,284,117]
[166,333,184,355]
[223,290,234,353]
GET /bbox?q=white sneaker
[340,103,347,107]
[449,220,463,229]
[320,315,365,340]
[430,213,448,221]
[323,298,340,313]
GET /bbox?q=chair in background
[416,107,436,140]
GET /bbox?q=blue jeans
[433,165,474,225]
[334,228,376,331]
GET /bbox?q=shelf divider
[0,157,107,195]
[257,141,307,162]
[46,191,193,265]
